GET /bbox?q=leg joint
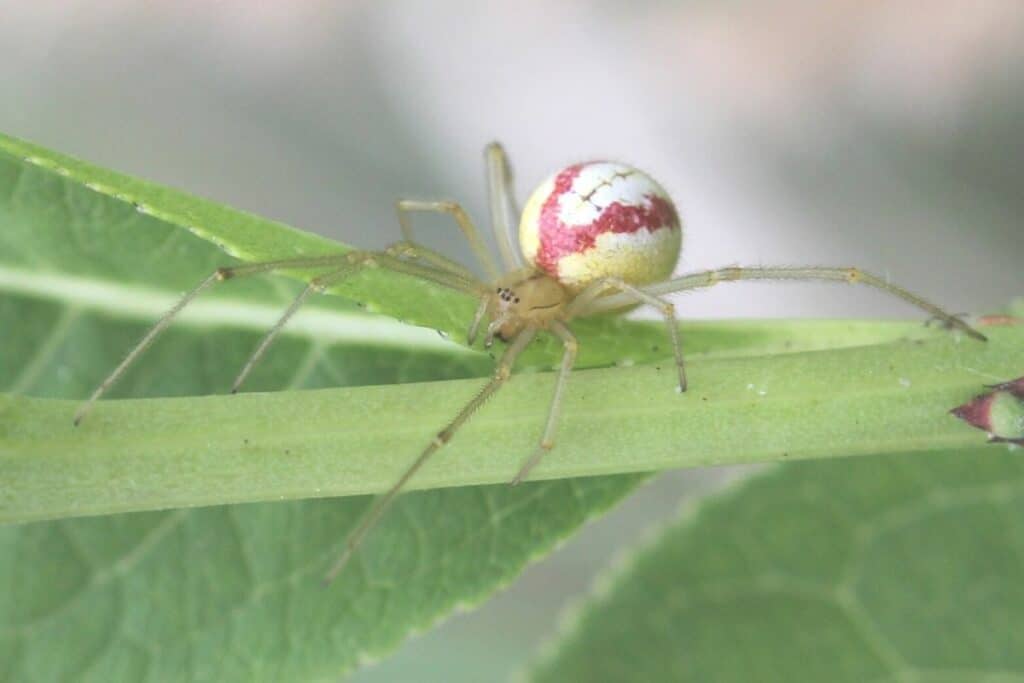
[345,252,375,267]
[384,241,416,258]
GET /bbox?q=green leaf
[0,133,660,680]
[0,301,648,683]
[0,130,648,366]
[4,326,1022,523]
[2,477,650,682]
[529,450,1024,682]
[0,131,953,369]
[1,130,1017,681]
[7,129,1013,526]
[0,140,649,679]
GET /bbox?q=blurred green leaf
[530,450,1024,682]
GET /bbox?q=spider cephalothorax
[75,142,985,583]
[483,274,569,344]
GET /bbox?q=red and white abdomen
[518,161,682,293]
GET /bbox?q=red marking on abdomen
[535,165,679,279]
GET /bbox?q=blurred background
[2,1,1022,680]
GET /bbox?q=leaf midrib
[0,263,473,353]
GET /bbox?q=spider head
[480,273,570,346]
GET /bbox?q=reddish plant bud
[951,376,1024,446]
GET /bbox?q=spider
[74,142,986,584]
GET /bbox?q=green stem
[2,326,1019,524]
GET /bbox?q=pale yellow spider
[74,143,985,583]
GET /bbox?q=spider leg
[324,327,537,585]
[397,199,500,280]
[383,240,493,346]
[231,250,488,393]
[568,276,687,392]
[586,266,988,342]
[511,321,578,485]
[72,253,360,426]
[484,142,526,272]
[385,240,477,281]
[467,295,490,346]
[231,265,355,393]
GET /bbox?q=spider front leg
[324,327,538,584]
[396,199,499,280]
[384,240,477,281]
[231,250,489,393]
[511,320,578,485]
[635,266,987,342]
[466,296,491,346]
[484,142,526,272]
[73,253,360,425]
[230,261,362,393]
[568,276,688,392]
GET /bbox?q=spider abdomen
[518,161,682,292]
